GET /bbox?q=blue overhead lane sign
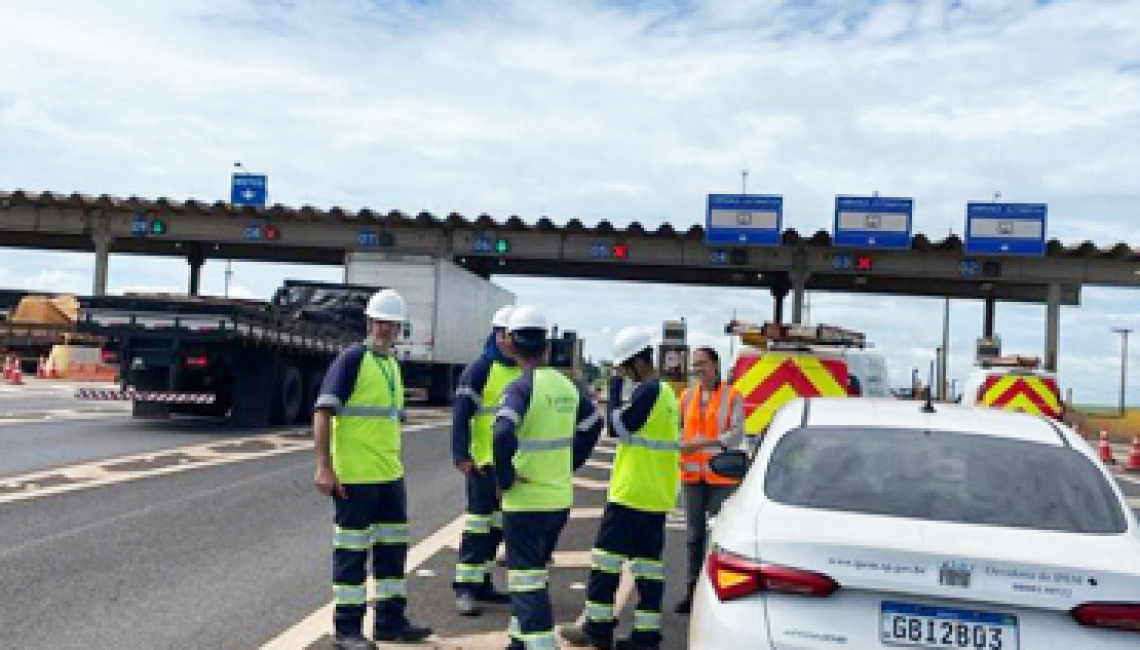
[231,174,268,208]
[705,194,783,246]
[833,196,913,249]
[965,202,1047,255]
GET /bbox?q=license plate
[880,601,1019,649]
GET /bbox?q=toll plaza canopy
[1,189,1138,306]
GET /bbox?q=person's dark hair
[694,346,719,370]
[621,346,654,370]
[510,329,548,360]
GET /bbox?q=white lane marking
[262,516,465,650]
[0,408,129,426]
[584,459,612,470]
[552,551,592,568]
[573,477,610,491]
[0,420,448,505]
[569,507,604,519]
[1117,474,1140,487]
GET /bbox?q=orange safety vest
[679,382,742,486]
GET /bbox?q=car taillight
[101,350,118,363]
[1072,603,1140,633]
[706,547,839,602]
[185,355,209,368]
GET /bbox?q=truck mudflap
[75,388,217,404]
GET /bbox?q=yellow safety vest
[470,361,522,466]
[331,352,405,483]
[502,368,579,512]
[608,382,680,513]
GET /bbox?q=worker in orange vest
[674,346,744,614]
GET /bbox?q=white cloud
[1,0,1139,405]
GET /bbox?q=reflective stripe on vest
[679,383,740,486]
[516,436,574,451]
[339,405,403,419]
[470,361,522,465]
[331,352,405,483]
[608,381,681,513]
[502,368,579,512]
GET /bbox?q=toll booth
[658,319,690,397]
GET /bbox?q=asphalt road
[1,385,1136,650]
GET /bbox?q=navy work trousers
[502,509,570,649]
[453,467,504,596]
[583,501,667,648]
[332,480,411,637]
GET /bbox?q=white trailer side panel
[344,253,513,364]
[434,259,513,363]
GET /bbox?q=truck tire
[427,365,460,405]
[229,348,274,429]
[304,369,325,421]
[272,363,304,425]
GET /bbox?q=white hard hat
[612,326,653,366]
[492,305,515,329]
[507,305,547,333]
[365,289,408,322]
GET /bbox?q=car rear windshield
[764,427,1127,534]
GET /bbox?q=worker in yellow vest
[673,346,744,614]
[492,306,603,649]
[450,305,519,616]
[561,326,680,650]
[313,289,432,649]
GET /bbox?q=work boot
[474,582,511,604]
[455,592,482,617]
[558,623,611,649]
[373,621,433,644]
[333,635,377,650]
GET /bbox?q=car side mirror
[708,450,750,480]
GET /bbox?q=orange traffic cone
[2,356,12,382]
[1124,438,1140,473]
[36,356,48,379]
[1098,431,1116,465]
[8,363,23,385]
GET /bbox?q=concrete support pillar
[187,244,205,297]
[767,272,791,325]
[92,232,112,296]
[983,293,996,339]
[791,271,808,325]
[1045,283,1061,372]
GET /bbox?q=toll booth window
[848,374,862,396]
[401,323,412,339]
[549,341,572,366]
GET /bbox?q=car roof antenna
[921,389,936,414]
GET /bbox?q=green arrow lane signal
[494,238,511,254]
[150,219,167,235]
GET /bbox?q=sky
[1,0,1139,404]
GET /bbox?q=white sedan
[690,397,1140,649]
